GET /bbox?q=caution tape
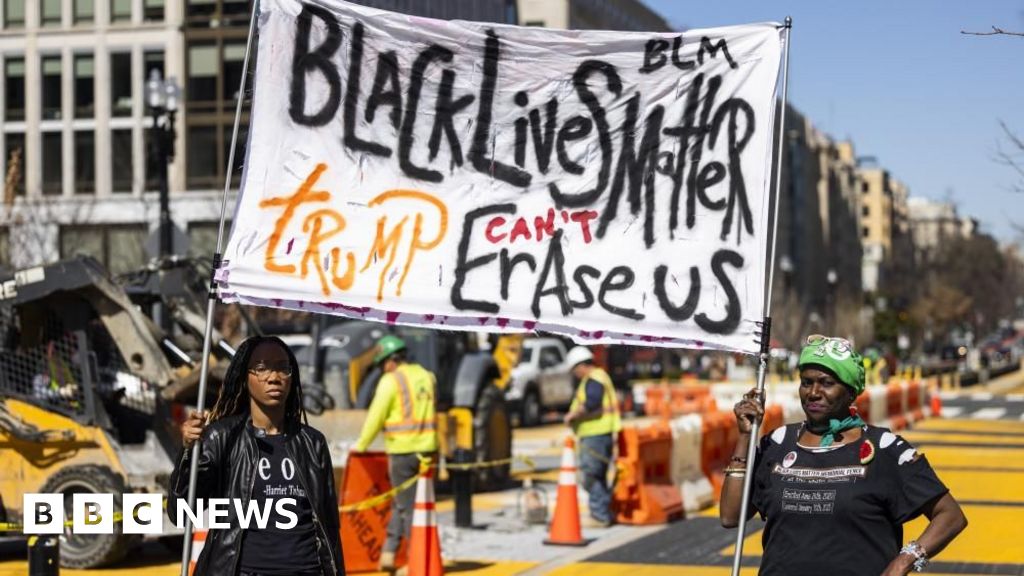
[337,454,536,513]
[442,454,536,471]
[578,439,627,477]
[338,467,427,513]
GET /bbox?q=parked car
[504,338,576,427]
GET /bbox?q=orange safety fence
[613,421,684,525]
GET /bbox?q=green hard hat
[374,335,406,365]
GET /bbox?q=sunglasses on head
[806,334,853,352]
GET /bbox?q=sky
[644,0,1024,244]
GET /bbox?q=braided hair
[208,335,308,428]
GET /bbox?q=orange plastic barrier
[613,422,684,525]
[760,403,784,436]
[644,386,671,418]
[340,452,407,573]
[644,385,715,418]
[854,391,871,423]
[699,411,738,501]
[905,381,924,422]
[886,383,907,430]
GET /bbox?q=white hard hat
[565,346,594,369]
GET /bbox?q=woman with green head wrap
[720,335,968,576]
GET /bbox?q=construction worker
[563,346,622,527]
[353,335,438,571]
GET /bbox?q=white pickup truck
[504,337,577,426]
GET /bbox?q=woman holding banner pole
[720,335,967,575]
[169,336,345,576]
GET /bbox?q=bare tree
[4,145,96,267]
[961,26,1024,37]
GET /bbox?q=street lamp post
[145,69,180,333]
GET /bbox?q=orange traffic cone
[187,526,207,576]
[930,392,942,418]
[408,466,443,576]
[544,436,590,546]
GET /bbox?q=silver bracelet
[900,541,929,572]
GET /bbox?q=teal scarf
[808,415,865,447]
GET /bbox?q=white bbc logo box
[23,494,164,534]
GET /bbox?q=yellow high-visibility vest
[380,363,438,454]
[569,367,622,438]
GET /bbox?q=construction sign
[217,0,785,354]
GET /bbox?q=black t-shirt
[751,423,948,576]
[239,432,321,575]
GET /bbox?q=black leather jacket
[169,415,345,576]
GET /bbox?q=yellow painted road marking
[546,562,762,575]
[918,445,1024,469]
[903,431,1024,444]
[940,470,1024,502]
[905,505,1024,564]
[720,504,1024,564]
[914,418,1024,434]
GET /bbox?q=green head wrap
[798,336,866,396]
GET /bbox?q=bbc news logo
[22,494,300,534]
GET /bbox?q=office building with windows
[1,0,519,272]
[0,0,191,272]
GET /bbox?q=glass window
[61,225,148,274]
[188,221,230,258]
[42,132,63,196]
[42,0,62,26]
[111,52,132,118]
[222,124,247,187]
[3,133,26,197]
[188,0,216,20]
[4,58,25,122]
[111,0,131,22]
[74,131,95,194]
[74,0,94,24]
[61,227,105,263]
[222,0,248,21]
[41,56,63,120]
[74,55,94,118]
[111,129,133,193]
[107,227,148,274]
[187,126,217,189]
[143,0,164,21]
[4,0,26,28]
[0,228,9,269]
[188,44,218,111]
[144,50,165,83]
[222,42,246,104]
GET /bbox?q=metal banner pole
[730,16,792,576]
[178,2,260,575]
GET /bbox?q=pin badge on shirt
[860,439,875,465]
[782,451,797,468]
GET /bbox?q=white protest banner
[217,0,784,354]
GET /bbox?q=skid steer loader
[0,256,220,568]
